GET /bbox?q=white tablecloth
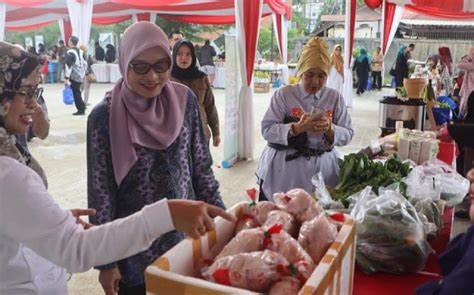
[91,63,121,83]
[109,64,121,83]
[213,66,225,88]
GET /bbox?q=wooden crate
[145,202,356,295]
[254,82,271,93]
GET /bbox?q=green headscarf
[356,48,368,63]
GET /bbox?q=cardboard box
[145,202,356,295]
[419,140,439,164]
[409,140,422,164]
[398,138,410,161]
[254,82,270,93]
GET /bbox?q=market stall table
[212,65,225,88]
[91,63,121,83]
[109,64,121,83]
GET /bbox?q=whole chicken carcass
[274,189,323,223]
[298,214,338,264]
[234,213,260,234]
[264,229,315,281]
[215,228,264,260]
[268,277,301,295]
[238,201,279,225]
[204,250,289,292]
[262,210,298,237]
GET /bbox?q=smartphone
[310,106,325,120]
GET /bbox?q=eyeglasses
[129,59,171,75]
[16,87,43,102]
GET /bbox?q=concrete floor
[28,83,384,294]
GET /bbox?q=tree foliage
[5,23,61,48]
[5,19,231,50]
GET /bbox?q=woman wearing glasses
[87,22,226,295]
[0,40,235,295]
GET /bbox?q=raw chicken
[234,213,259,234]
[298,214,338,264]
[215,228,264,260]
[204,250,289,292]
[274,189,323,223]
[238,201,279,225]
[263,210,298,237]
[264,230,315,281]
[269,277,301,295]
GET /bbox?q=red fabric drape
[160,12,272,25]
[243,0,262,86]
[406,4,474,18]
[63,18,72,44]
[5,20,55,31]
[382,1,396,55]
[349,0,356,64]
[160,14,236,24]
[412,0,464,13]
[92,15,132,25]
[136,13,150,22]
[2,0,53,7]
[265,0,291,19]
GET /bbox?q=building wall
[328,21,380,38]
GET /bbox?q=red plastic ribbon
[212,268,231,286]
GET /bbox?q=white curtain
[273,13,289,85]
[0,2,6,42]
[58,19,65,43]
[66,0,93,46]
[235,0,262,160]
[342,0,354,108]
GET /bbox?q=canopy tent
[0,0,291,161]
[343,0,474,106]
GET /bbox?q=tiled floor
[29,83,385,294]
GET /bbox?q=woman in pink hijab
[457,47,474,119]
[86,22,225,295]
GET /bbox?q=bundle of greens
[352,190,431,274]
[331,154,411,206]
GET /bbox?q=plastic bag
[347,186,377,212]
[312,172,344,209]
[203,250,288,292]
[351,188,431,274]
[215,228,264,260]
[262,210,298,237]
[274,189,323,223]
[298,214,337,264]
[414,198,442,239]
[421,160,469,207]
[264,229,315,281]
[62,86,74,105]
[403,166,441,202]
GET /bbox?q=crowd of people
[1,20,474,295]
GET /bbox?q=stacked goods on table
[397,129,439,164]
[145,188,356,295]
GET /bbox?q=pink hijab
[109,22,188,185]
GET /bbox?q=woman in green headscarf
[353,48,370,95]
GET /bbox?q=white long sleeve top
[0,156,175,294]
